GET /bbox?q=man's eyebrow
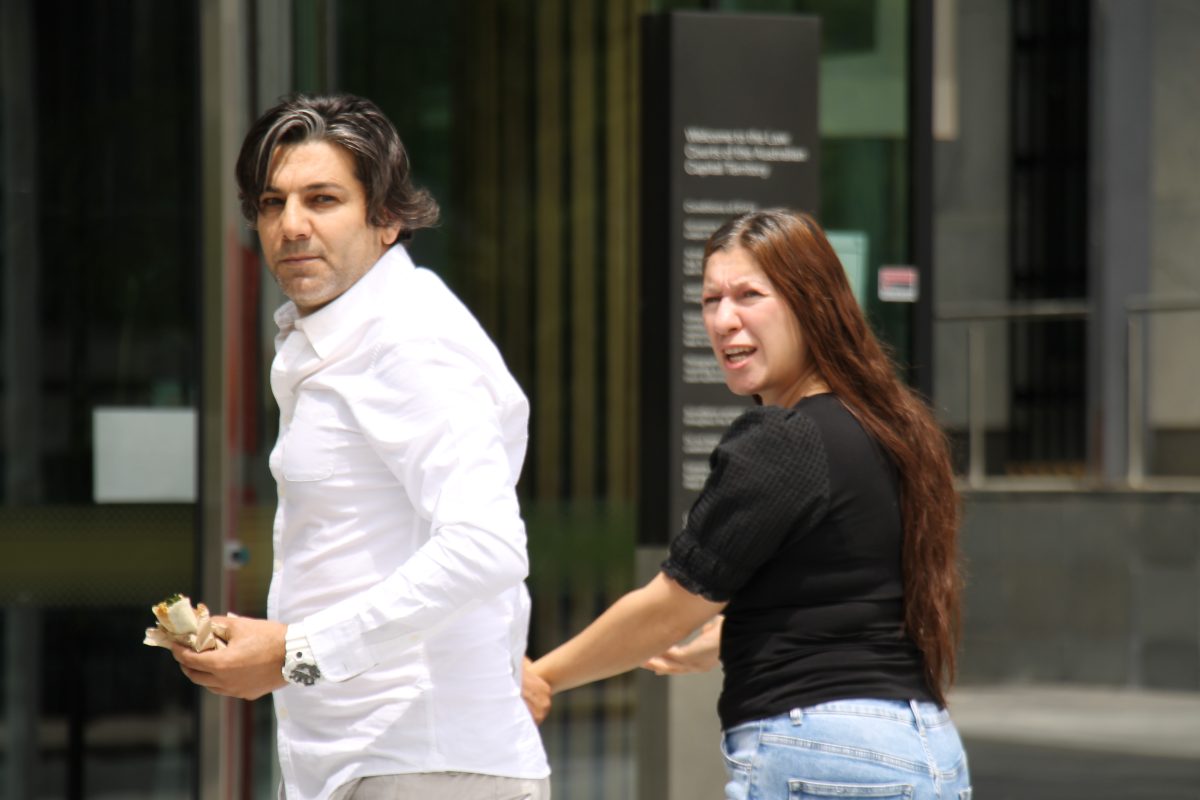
[260,181,347,194]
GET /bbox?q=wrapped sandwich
[143,594,228,652]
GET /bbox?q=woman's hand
[521,656,552,724]
[531,572,726,696]
[642,615,723,676]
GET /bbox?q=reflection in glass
[1,1,202,796]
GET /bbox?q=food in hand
[144,594,229,652]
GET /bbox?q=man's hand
[641,615,723,676]
[521,657,551,724]
[172,615,288,700]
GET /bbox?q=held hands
[171,614,288,701]
[521,656,551,724]
[525,612,723,724]
[641,615,723,676]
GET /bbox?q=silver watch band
[282,634,322,686]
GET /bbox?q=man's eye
[258,197,282,210]
[701,296,720,307]
[312,194,337,204]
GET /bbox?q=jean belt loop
[789,708,804,726]
[908,699,926,734]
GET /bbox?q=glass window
[330,2,641,795]
[0,1,202,795]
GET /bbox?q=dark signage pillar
[638,12,820,798]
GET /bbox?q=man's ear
[380,220,404,247]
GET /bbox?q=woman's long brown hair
[705,209,962,706]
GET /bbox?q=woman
[530,209,969,799]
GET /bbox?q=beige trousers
[325,772,551,800]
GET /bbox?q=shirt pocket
[281,391,335,482]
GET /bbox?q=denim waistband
[802,698,949,727]
[729,698,951,734]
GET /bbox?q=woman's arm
[531,572,725,695]
[642,615,723,676]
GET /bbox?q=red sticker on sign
[878,266,920,303]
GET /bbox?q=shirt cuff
[298,613,378,682]
[282,624,323,686]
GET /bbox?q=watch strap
[282,627,322,687]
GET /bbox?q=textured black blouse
[662,393,932,729]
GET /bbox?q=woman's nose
[708,299,740,336]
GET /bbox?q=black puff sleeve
[661,405,830,602]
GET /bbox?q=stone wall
[959,491,1200,690]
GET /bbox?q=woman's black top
[662,393,933,730]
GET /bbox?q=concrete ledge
[951,684,1200,760]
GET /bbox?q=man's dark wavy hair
[235,93,439,243]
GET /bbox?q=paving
[951,684,1200,799]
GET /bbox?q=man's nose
[280,198,310,239]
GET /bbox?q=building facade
[1,0,1196,797]
[934,0,1200,693]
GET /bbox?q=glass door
[0,1,203,797]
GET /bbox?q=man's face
[256,140,402,315]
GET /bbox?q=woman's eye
[258,197,282,210]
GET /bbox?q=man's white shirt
[266,245,549,799]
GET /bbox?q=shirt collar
[274,245,414,360]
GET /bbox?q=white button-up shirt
[266,245,549,799]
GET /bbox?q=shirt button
[273,559,283,572]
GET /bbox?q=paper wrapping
[143,594,229,652]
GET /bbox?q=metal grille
[1007,0,1090,473]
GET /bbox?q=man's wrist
[281,624,323,687]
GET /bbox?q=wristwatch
[282,629,322,687]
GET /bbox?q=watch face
[286,662,324,690]
[287,662,322,686]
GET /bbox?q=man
[173,94,550,800]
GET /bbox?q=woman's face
[701,245,812,407]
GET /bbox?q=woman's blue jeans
[721,699,971,799]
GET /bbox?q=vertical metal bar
[606,0,635,500]
[199,0,249,797]
[251,3,293,796]
[968,322,987,488]
[5,605,39,800]
[1,0,42,508]
[634,547,670,800]
[569,0,599,499]
[325,0,339,90]
[534,0,565,500]
[3,3,42,796]
[1,3,42,791]
[909,0,936,398]
[1127,313,1145,487]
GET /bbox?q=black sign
[640,12,821,545]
